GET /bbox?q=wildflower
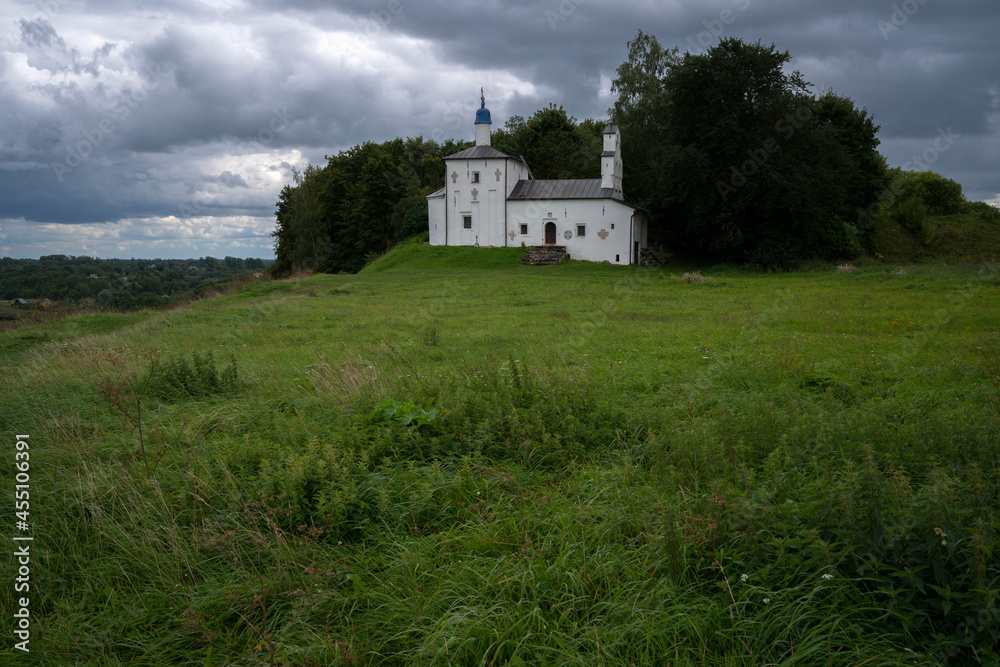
[821,574,833,580]
[762,597,770,604]
[740,574,748,582]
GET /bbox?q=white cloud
[0,215,275,258]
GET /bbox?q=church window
[463,215,472,229]
[577,225,586,237]
[520,224,528,235]
[471,172,480,183]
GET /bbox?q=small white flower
[762,598,770,604]
[740,574,748,582]
[337,541,343,546]
[821,574,834,580]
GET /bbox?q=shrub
[145,350,240,401]
[397,196,430,240]
[746,239,800,272]
[965,200,1000,223]
[890,170,967,216]
[893,195,932,244]
[370,398,440,430]
[820,216,862,259]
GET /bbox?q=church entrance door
[544,222,556,245]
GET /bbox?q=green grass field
[3,243,999,665]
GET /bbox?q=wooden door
[545,222,556,245]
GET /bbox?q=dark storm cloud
[0,0,998,257]
[18,16,64,49]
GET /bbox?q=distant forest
[0,255,270,311]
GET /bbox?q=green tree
[890,170,966,215]
[610,34,887,266]
[493,105,602,180]
[394,195,430,240]
[610,30,680,226]
[271,165,329,275]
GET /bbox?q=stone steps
[522,245,567,266]
[639,248,665,267]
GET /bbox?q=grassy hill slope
[3,250,1000,665]
[870,211,1000,264]
[361,242,529,273]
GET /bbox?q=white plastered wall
[427,194,445,246]
[506,198,644,263]
[442,157,531,247]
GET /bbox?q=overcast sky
[1,0,997,259]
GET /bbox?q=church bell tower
[475,88,492,147]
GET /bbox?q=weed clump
[145,350,240,401]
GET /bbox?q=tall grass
[2,251,998,665]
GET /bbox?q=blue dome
[475,96,491,125]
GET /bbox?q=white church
[427,93,649,265]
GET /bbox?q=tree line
[0,256,268,310]
[271,33,998,275]
[610,32,995,268]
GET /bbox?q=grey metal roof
[510,179,611,200]
[603,124,619,134]
[426,187,445,198]
[444,145,516,160]
[509,179,645,211]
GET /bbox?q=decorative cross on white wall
[598,229,609,240]
[471,188,479,201]
[495,168,502,182]
[451,172,458,183]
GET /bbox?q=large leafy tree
[271,165,329,275]
[493,104,603,180]
[610,30,680,228]
[611,34,888,266]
